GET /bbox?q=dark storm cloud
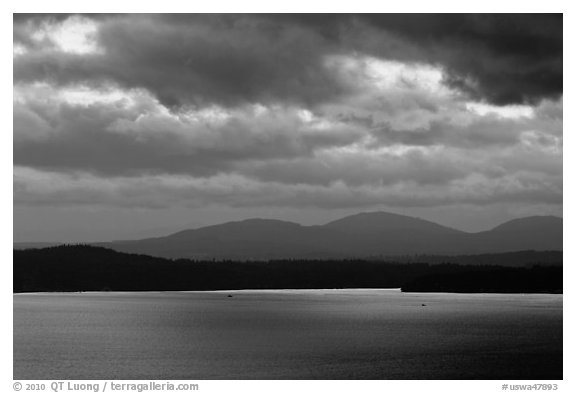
[282,14,563,105]
[14,14,562,107]
[14,14,347,108]
[12,13,563,215]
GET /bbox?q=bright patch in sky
[31,16,102,54]
[465,102,534,119]
[326,55,451,96]
[13,44,27,57]
[365,58,447,94]
[59,87,137,107]
[182,106,232,125]
[14,83,140,108]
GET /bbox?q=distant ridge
[14,212,563,260]
[489,216,562,232]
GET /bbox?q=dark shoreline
[14,245,562,294]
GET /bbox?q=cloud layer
[13,14,562,233]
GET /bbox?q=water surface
[14,289,562,379]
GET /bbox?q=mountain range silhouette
[81,211,562,260]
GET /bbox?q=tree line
[13,245,562,293]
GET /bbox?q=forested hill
[14,245,562,294]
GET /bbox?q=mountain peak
[231,218,301,226]
[166,218,301,239]
[323,211,462,234]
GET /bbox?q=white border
[4,4,571,392]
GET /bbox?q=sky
[13,14,563,242]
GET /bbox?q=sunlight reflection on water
[14,289,562,379]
